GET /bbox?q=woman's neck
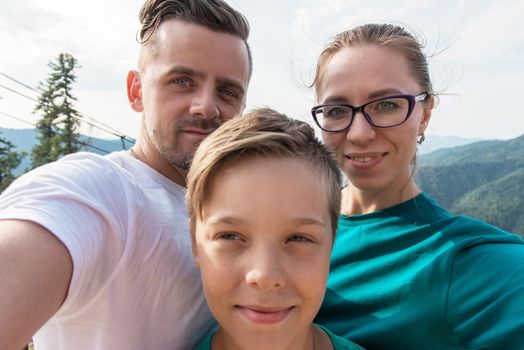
[341,180,421,215]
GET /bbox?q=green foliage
[0,134,26,192]
[418,135,524,237]
[31,53,83,168]
[452,169,524,234]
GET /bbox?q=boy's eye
[286,234,313,243]
[217,232,241,241]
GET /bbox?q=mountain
[451,168,524,234]
[417,134,524,236]
[418,135,483,155]
[0,128,134,174]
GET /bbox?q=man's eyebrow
[164,65,204,79]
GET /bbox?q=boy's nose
[245,250,286,291]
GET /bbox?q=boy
[186,108,365,350]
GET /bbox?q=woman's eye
[325,106,350,118]
[376,101,398,111]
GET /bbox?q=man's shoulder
[30,152,132,184]
[2,152,140,203]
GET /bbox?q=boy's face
[193,156,333,348]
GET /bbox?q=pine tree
[0,134,25,192]
[31,53,82,168]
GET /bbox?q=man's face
[128,20,250,182]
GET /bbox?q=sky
[0,0,523,141]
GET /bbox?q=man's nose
[189,87,219,119]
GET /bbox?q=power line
[0,110,112,155]
[0,83,38,103]
[0,111,34,127]
[0,71,136,144]
[0,72,41,93]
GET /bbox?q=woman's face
[316,45,432,204]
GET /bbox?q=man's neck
[128,145,187,187]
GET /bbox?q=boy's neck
[211,324,333,350]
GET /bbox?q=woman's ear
[418,96,434,135]
[127,70,143,112]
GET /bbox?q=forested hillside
[417,134,524,236]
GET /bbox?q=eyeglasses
[311,93,427,132]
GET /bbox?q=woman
[312,24,524,349]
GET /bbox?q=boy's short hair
[186,108,342,237]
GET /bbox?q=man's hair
[186,108,342,238]
[137,0,252,76]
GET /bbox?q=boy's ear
[192,241,200,266]
[127,70,143,112]
[189,219,200,266]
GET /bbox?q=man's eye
[219,88,241,101]
[172,78,191,87]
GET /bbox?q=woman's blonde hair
[312,23,434,101]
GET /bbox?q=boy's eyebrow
[207,216,247,226]
[207,216,326,227]
[291,217,326,227]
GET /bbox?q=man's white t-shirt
[0,151,214,350]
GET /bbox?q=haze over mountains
[1,128,522,236]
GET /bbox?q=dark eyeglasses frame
[311,93,428,132]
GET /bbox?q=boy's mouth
[235,305,294,324]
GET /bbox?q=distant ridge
[417,134,524,236]
[0,128,134,174]
[418,134,483,155]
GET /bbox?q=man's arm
[0,219,72,350]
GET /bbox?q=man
[0,0,251,349]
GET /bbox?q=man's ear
[127,70,143,112]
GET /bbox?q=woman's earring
[417,133,425,145]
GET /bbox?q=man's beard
[150,116,222,171]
